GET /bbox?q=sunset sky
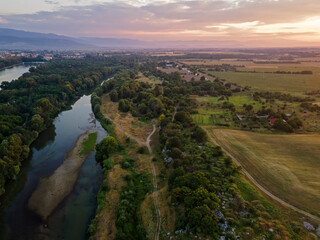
[1,0,320,47]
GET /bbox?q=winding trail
[146,125,161,240]
[104,114,161,240]
[203,127,320,223]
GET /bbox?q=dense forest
[0,57,22,69]
[0,56,45,70]
[0,57,123,195]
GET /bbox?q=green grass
[196,94,263,110]
[208,70,320,93]
[209,128,320,215]
[195,93,320,132]
[236,177,278,216]
[193,94,265,126]
[80,132,98,156]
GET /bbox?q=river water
[0,94,106,240]
[0,63,40,85]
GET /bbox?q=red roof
[269,118,277,125]
[269,118,287,125]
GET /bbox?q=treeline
[236,70,312,75]
[300,102,320,112]
[253,91,314,103]
[0,56,45,70]
[0,57,121,195]
[0,56,22,69]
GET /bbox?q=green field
[209,128,320,215]
[193,95,265,126]
[208,70,320,93]
[79,132,98,156]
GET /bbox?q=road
[203,127,320,224]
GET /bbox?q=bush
[273,119,293,133]
[103,158,113,171]
[95,136,118,162]
[118,99,131,112]
[120,158,135,169]
[137,146,148,154]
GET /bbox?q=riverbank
[0,63,22,71]
[28,131,97,221]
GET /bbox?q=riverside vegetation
[0,57,122,195]
[89,61,315,240]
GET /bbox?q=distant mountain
[0,28,245,50]
[0,28,95,50]
[79,37,147,48]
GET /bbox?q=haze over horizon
[1,0,320,48]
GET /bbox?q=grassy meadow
[79,132,98,156]
[207,128,320,215]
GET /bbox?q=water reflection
[0,95,106,240]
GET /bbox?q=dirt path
[172,107,177,122]
[146,125,161,240]
[28,131,95,221]
[203,127,320,223]
[105,115,161,240]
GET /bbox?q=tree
[193,127,208,143]
[170,147,183,159]
[30,114,44,131]
[245,104,253,112]
[35,98,54,120]
[118,99,131,112]
[154,85,162,96]
[273,119,293,133]
[175,111,189,123]
[138,103,148,114]
[110,90,119,102]
[95,136,118,162]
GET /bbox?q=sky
[1,0,320,47]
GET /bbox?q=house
[269,118,287,125]
[256,115,269,119]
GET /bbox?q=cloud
[0,0,320,46]
[0,17,8,23]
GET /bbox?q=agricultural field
[207,70,320,93]
[181,56,320,93]
[207,128,320,216]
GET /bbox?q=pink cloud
[1,0,320,47]
[0,17,8,23]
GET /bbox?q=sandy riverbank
[28,131,96,221]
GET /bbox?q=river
[0,94,106,240]
[0,63,40,85]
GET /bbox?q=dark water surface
[0,63,40,85]
[0,95,106,240]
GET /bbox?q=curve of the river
[0,94,107,240]
[0,63,40,85]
